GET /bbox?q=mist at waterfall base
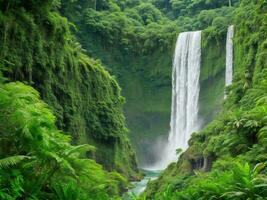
[143,31,203,170]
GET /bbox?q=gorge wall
[0,1,139,179]
[199,30,226,124]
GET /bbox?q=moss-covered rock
[199,30,226,124]
[76,26,175,166]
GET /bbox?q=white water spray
[150,31,202,170]
[225,25,234,88]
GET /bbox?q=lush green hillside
[144,0,267,199]
[0,1,140,199]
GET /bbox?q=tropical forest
[1,0,267,199]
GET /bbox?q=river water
[123,169,162,199]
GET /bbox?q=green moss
[199,31,226,124]
[77,27,175,165]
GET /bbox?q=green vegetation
[199,30,226,124]
[61,0,236,165]
[144,161,267,199]
[144,0,267,199]
[61,0,177,164]
[0,81,126,199]
[0,0,139,179]
[0,0,141,199]
[1,0,267,199]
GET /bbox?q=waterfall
[225,25,234,88]
[152,31,202,169]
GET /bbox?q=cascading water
[151,31,202,169]
[225,25,234,88]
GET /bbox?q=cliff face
[199,31,226,125]
[79,34,174,166]
[0,1,139,179]
[64,3,177,166]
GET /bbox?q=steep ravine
[61,5,227,168]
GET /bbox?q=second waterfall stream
[155,31,202,169]
[225,25,234,89]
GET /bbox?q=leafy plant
[0,82,124,199]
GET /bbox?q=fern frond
[0,155,30,169]
[63,144,95,157]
